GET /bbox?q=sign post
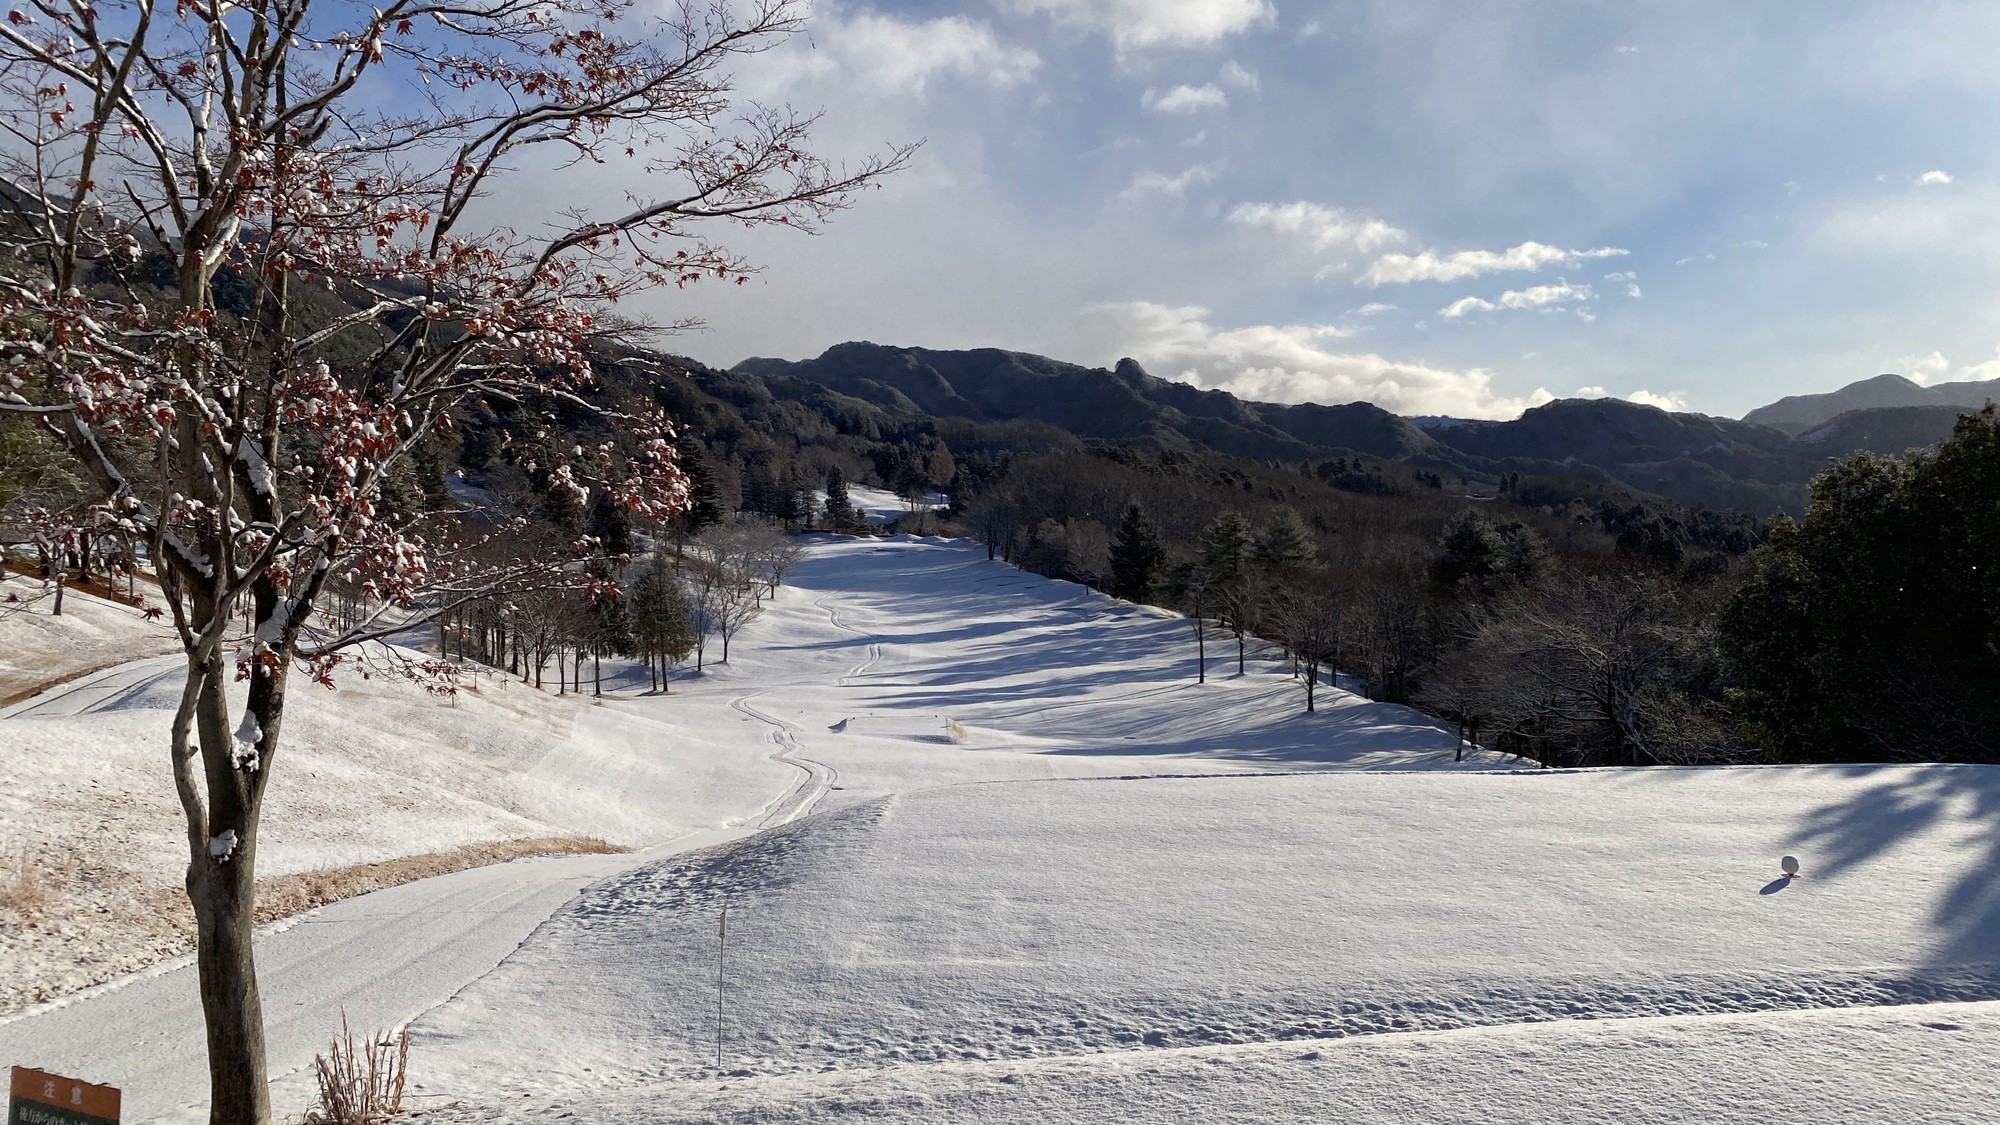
[8,1067,120,1125]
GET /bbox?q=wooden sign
[8,1067,120,1125]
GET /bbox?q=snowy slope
[399,537,1999,1122]
[0,573,179,704]
[13,535,1996,1122]
[416,1000,2000,1124]
[0,635,796,1009]
[411,770,2000,1102]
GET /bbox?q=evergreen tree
[1256,506,1316,569]
[825,466,856,533]
[586,490,634,557]
[675,434,726,544]
[630,557,699,692]
[1201,511,1254,585]
[1721,405,2000,761]
[1109,502,1165,601]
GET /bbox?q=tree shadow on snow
[1782,766,2000,973]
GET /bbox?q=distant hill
[735,343,1444,465]
[1745,373,1999,434]
[736,343,1984,515]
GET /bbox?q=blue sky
[611,0,2000,419]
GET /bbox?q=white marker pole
[716,905,728,1069]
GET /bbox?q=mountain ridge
[1743,372,1998,434]
[733,343,1989,514]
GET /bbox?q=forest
[6,330,1995,768]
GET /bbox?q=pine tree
[1256,507,1316,569]
[1201,511,1254,585]
[1109,502,1165,601]
[630,557,698,692]
[825,466,856,533]
[675,435,726,547]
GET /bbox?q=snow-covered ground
[0,612,795,1008]
[7,536,1998,1121]
[407,537,1996,1122]
[0,573,179,703]
[832,484,948,527]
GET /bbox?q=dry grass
[301,1015,410,1124]
[945,718,969,745]
[0,840,52,917]
[254,835,628,925]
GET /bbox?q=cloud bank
[1062,301,1555,418]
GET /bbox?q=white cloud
[1061,300,1553,418]
[1627,389,1688,410]
[1603,271,1636,281]
[1894,350,1953,384]
[1626,283,1643,299]
[1499,281,1594,309]
[1350,302,1399,317]
[1219,59,1259,89]
[1615,45,1640,54]
[1121,162,1221,200]
[1438,281,1594,317]
[1956,348,2000,383]
[1007,0,1272,50]
[1576,386,1610,398]
[1886,348,2000,384]
[1361,241,1628,286]
[1144,83,1229,114]
[1917,169,1954,186]
[757,11,1039,96]
[1228,201,1408,253]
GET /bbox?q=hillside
[1746,373,2000,434]
[734,343,1981,514]
[735,343,1444,464]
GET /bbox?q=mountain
[735,343,1444,464]
[736,343,1985,515]
[1744,373,1999,434]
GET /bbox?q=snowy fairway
[402,538,2000,1123]
[5,536,1997,1120]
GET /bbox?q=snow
[409,1000,2000,1123]
[835,485,947,526]
[400,537,1997,1121]
[0,573,178,704]
[5,536,1998,1122]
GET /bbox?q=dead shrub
[945,719,969,745]
[303,1015,409,1124]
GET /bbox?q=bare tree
[1169,563,1217,685]
[1273,586,1341,713]
[0,1,906,1117]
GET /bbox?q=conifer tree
[1109,502,1166,601]
[675,436,727,558]
[825,467,857,533]
[631,558,699,692]
[1256,507,1317,569]
[1202,511,1254,585]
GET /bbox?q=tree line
[955,413,2000,766]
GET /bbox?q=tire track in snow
[726,591,886,829]
[731,691,838,829]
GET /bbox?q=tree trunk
[186,651,281,1125]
